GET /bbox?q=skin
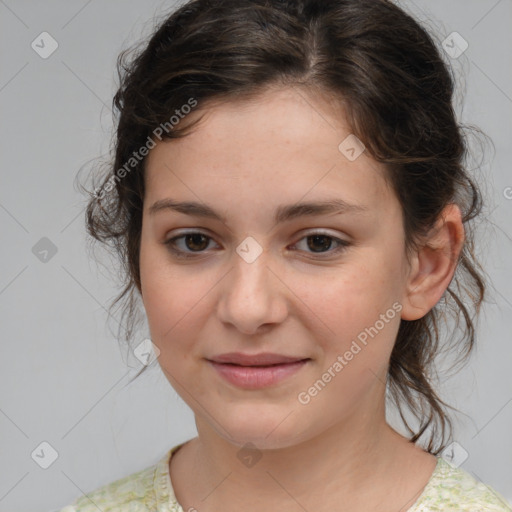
[139,86,465,512]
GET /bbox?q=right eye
[164,231,219,259]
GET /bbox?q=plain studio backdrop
[0,1,511,511]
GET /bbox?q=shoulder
[61,463,157,512]
[56,447,180,512]
[409,457,512,512]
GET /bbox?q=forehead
[144,87,392,212]
[157,87,353,158]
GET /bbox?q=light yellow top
[58,441,512,512]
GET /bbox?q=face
[139,87,411,450]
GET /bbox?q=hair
[83,0,489,455]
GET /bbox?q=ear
[401,203,465,321]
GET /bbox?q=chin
[210,407,311,451]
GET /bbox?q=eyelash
[163,231,350,260]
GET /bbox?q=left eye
[164,231,350,258]
[292,233,350,256]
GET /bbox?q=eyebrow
[148,197,369,226]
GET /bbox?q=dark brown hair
[83,0,488,455]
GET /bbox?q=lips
[206,352,311,389]
[208,352,309,366]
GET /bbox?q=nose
[216,247,288,335]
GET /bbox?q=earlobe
[400,204,465,321]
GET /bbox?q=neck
[172,395,428,512]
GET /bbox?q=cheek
[300,271,401,412]
[141,276,202,379]
[302,255,401,325]
[295,252,403,363]
[139,243,216,363]
[140,239,187,341]
[142,272,198,341]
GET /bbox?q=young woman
[58,0,511,511]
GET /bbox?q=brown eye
[182,233,210,251]
[306,234,335,253]
[292,232,350,258]
[164,231,217,258]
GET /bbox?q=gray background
[0,1,511,511]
